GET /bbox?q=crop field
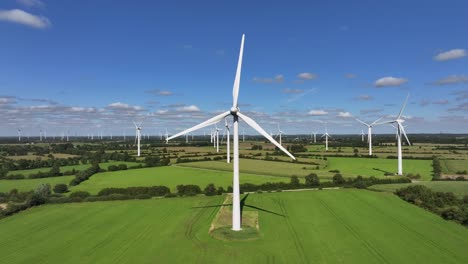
[8,161,140,176]
[178,157,433,180]
[440,159,468,174]
[0,176,75,193]
[71,166,287,194]
[1,190,467,263]
[369,181,468,197]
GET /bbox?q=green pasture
[440,159,468,174]
[71,166,287,194]
[369,181,468,197]
[7,161,140,176]
[0,176,75,193]
[1,190,467,263]
[178,157,433,180]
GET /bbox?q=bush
[69,191,90,199]
[204,183,217,196]
[332,174,345,185]
[53,184,68,194]
[305,173,320,187]
[176,185,202,196]
[135,194,152,199]
[290,176,300,188]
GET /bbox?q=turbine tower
[222,118,231,163]
[376,94,411,175]
[134,121,142,156]
[17,128,21,142]
[361,129,365,142]
[277,123,283,145]
[321,127,331,151]
[355,117,382,156]
[167,34,295,231]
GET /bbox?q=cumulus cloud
[432,75,468,85]
[297,72,317,80]
[434,49,467,61]
[374,76,408,87]
[282,88,304,94]
[337,112,352,118]
[308,109,328,116]
[146,89,173,96]
[175,105,200,112]
[0,9,50,29]
[0,96,17,105]
[106,102,143,111]
[253,74,284,83]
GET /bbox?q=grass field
[440,159,468,174]
[0,176,75,193]
[71,166,288,194]
[8,161,140,176]
[369,181,468,197]
[178,157,433,180]
[0,190,467,263]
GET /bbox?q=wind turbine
[375,94,411,175]
[214,124,221,152]
[134,121,142,156]
[361,129,365,142]
[17,128,21,142]
[277,123,283,145]
[312,131,317,143]
[165,128,169,144]
[321,127,331,151]
[39,129,43,141]
[221,118,231,163]
[167,34,295,231]
[355,117,382,156]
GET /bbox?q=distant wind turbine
[321,127,331,151]
[167,34,295,231]
[355,117,382,156]
[134,121,142,156]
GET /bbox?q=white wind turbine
[355,117,382,156]
[167,34,295,231]
[17,128,21,142]
[361,129,365,142]
[221,118,231,163]
[276,123,283,145]
[375,94,411,175]
[312,131,317,143]
[165,128,169,144]
[215,124,221,152]
[321,127,331,151]
[134,121,142,156]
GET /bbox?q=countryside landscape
[1,1,468,263]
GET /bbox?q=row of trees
[396,185,468,226]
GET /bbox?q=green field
[440,159,468,174]
[8,161,140,176]
[71,166,287,194]
[178,157,433,180]
[369,181,468,197]
[0,176,75,193]
[1,190,467,263]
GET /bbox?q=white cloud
[308,109,328,116]
[434,49,467,61]
[175,105,200,112]
[297,72,317,80]
[374,76,408,87]
[282,88,304,94]
[107,102,143,111]
[17,0,45,9]
[337,112,352,118]
[0,9,50,29]
[146,89,173,96]
[253,74,284,83]
[433,75,468,85]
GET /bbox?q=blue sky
[0,0,467,137]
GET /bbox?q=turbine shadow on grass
[373,168,393,174]
[191,193,285,217]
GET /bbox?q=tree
[290,176,300,187]
[35,183,51,197]
[70,191,90,199]
[332,174,345,185]
[49,162,61,176]
[204,183,217,196]
[305,173,320,187]
[53,184,68,193]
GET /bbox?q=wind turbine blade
[397,93,410,119]
[232,34,245,108]
[371,117,383,125]
[167,111,230,141]
[237,112,296,160]
[374,120,395,126]
[133,121,138,128]
[399,123,411,145]
[355,118,369,126]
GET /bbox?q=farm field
[178,157,432,180]
[369,181,468,197]
[440,159,468,174]
[71,165,287,194]
[7,161,140,176]
[0,176,75,193]
[0,190,467,263]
